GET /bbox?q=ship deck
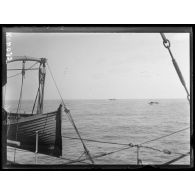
[6,146,89,165]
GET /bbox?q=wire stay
[46,61,95,164]
[160,33,190,104]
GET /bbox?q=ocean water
[5,99,190,165]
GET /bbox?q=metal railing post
[136,145,139,165]
[136,145,142,165]
[35,131,39,164]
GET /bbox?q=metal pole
[136,145,142,165]
[35,131,39,164]
[137,145,139,165]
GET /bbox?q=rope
[62,126,190,164]
[162,152,190,165]
[8,143,189,165]
[46,62,66,106]
[76,151,86,161]
[160,33,190,104]
[7,61,39,79]
[64,145,134,165]
[62,135,128,146]
[139,126,189,145]
[7,68,39,71]
[16,72,24,114]
[13,68,25,163]
[64,144,189,165]
[46,62,95,164]
[140,145,183,156]
[31,86,39,114]
[62,126,189,154]
[30,61,41,114]
[59,156,91,165]
[8,129,189,165]
[8,145,128,165]
[63,126,189,147]
[26,61,39,70]
[8,72,22,79]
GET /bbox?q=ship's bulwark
[7,105,62,157]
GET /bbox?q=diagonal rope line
[162,152,190,165]
[7,61,39,79]
[31,86,40,114]
[8,72,22,78]
[139,127,190,146]
[62,126,189,148]
[13,71,25,163]
[62,126,190,164]
[62,135,128,146]
[64,146,133,165]
[46,61,95,164]
[62,126,190,154]
[26,61,39,70]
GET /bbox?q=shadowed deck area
[6,146,89,165]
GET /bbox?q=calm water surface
[5,99,190,165]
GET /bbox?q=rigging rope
[65,144,190,165]
[139,126,189,146]
[62,135,128,146]
[26,61,39,70]
[8,72,22,79]
[16,76,24,114]
[62,126,190,164]
[64,145,134,165]
[13,64,25,163]
[160,33,190,104]
[7,68,39,71]
[140,145,181,156]
[31,86,40,114]
[7,61,39,79]
[62,126,189,149]
[46,62,95,164]
[162,152,190,165]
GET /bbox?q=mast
[37,58,46,114]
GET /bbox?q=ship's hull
[6,105,62,157]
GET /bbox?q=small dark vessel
[109,99,116,101]
[149,101,159,105]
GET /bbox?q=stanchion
[136,145,142,165]
[35,131,39,164]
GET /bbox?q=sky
[4,32,190,100]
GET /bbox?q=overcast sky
[5,32,190,100]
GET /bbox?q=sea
[5,99,190,165]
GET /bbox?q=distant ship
[108,99,116,101]
[149,101,159,105]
